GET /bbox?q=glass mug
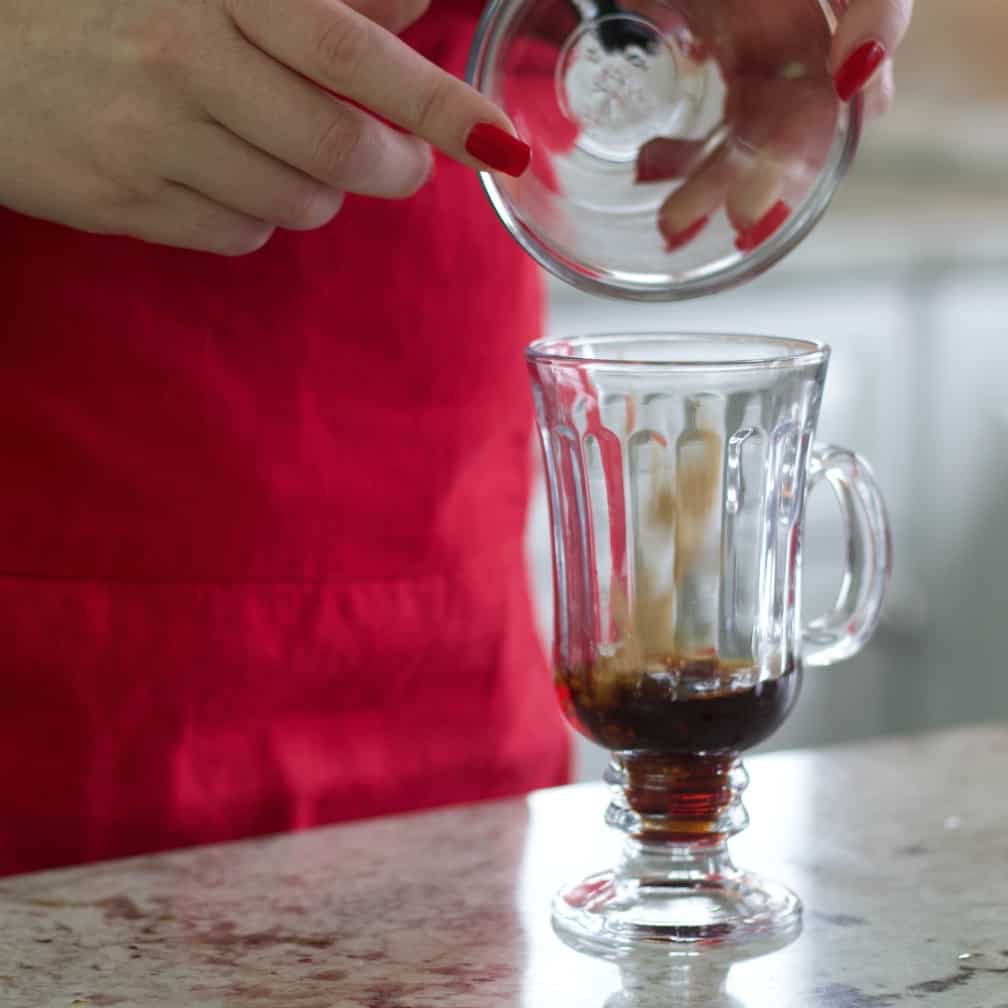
[527,333,891,956]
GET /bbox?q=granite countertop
[2,724,1007,1007]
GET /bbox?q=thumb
[831,0,913,102]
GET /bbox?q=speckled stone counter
[2,724,1007,1007]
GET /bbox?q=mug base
[552,868,802,959]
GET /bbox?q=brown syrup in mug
[556,657,801,842]
[555,656,800,755]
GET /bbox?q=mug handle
[802,444,893,668]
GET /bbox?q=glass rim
[525,332,830,371]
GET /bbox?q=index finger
[225,0,532,176]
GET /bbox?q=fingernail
[660,215,709,252]
[465,123,531,177]
[734,200,790,252]
[834,40,886,103]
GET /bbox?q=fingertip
[734,200,790,253]
[725,155,784,234]
[406,142,437,196]
[218,224,276,257]
[862,61,895,121]
[422,142,437,182]
[833,39,887,103]
[389,139,436,199]
[660,215,709,253]
[464,122,531,177]
[830,0,911,76]
[654,146,735,241]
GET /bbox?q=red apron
[0,4,570,877]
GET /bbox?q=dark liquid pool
[556,656,801,756]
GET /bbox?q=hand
[633,0,913,252]
[0,0,532,255]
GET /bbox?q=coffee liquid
[556,657,799,755]
[557,657,799,842]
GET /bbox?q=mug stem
[604,753,750,844]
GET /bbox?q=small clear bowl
[467,0,861,301]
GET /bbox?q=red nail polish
[734,200,790,253]
[660,215,709,252]
[834,40,886,103]
[465,123,531,177]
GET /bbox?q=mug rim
[525,332,830,371]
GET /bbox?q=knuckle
[121,5,216,85]
[411,72,452,138]
[311,110,364,181]
[315,15,370,80]
[104,162,170,209]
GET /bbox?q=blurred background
[522,0,1008,781]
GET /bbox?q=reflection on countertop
[1,724,1006,1007]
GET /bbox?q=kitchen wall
[523,2,1008,781]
